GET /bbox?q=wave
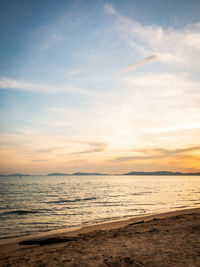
[171,205,188,209]
[46,197,97,204]
[97,204,122,207]
[127,208,146,212]
[131,192,153,196]
[0,210,40,216]
[134,203,156,206]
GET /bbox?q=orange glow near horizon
[0,2,200,175]
[1,140,200,175]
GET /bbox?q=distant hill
[72,172,105,176]
[48,172,107,176]
[47,173,69,176]
[44,171,200,176]
[9,173,30,176]
[0,173,30,177]
[124,171,200,176]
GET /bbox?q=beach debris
[104,256,143,266]
[19,236,77,246]
[128,220,144,226]
[148,228,159,233]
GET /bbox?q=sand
[0,208,200,266]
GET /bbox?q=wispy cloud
[32,159,51,163]
[32,139,107,156]
[71,141,106,155]
[37,32,63,51]
[104,4,117,15]
[123,73,200,90]
[119,55,157,73]
[0,78,73,92]
[105,4,200,68]
[134,146,200,156]
[65,69,80,78]
[33,8,87,52]
[31,120,69,127]
[0,78,97,96]
[36,147,63,153]
[112,146,200,162]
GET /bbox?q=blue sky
[0,0,200,174]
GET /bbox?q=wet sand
[0,208,200,266]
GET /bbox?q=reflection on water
[0,175,200,239]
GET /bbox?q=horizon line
[1,170,200,176]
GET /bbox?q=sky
[0,0,200,174]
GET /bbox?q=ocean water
[0,175,200,240]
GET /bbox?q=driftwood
[19,237,77,246]
[128,220,144,226]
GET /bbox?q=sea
[0,175,200,242]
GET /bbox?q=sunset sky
[0,0,200,174]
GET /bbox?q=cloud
[134,146,200,156]
[32,159,51,162]
[36,147,63,153]
[33,8,88,52]
[37,32,63,51]
[119,55,157,73]
[106,4,200,68]
[112,155,151,162]
[71,141,106,155]
[165,146,200,154]
[0,78,73,92]
[32,139,107,157]
[104,4,117,15]
[65,69,80,78]
[31,120,69,127]
[112,146,200,162]
[123,73,200,90]
[0,78,98,96]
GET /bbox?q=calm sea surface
[0,175,200,240]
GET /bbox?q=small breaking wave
[171,205,188,209]
[0,210,40,216]
[46,197,97,204]
[131,192,153,196]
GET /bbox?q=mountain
[72,172,105,176]
[9,173,30,176]
[124,171,200,176]
[1,171,200,177]
[47,172,106,176]
[47,173,69,176]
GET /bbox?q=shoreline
[0,206,198,245]
[1,207,200,266]
[1,207,200,250]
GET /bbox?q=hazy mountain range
[1,171,200,176]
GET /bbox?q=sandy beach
[0,208,200,266]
